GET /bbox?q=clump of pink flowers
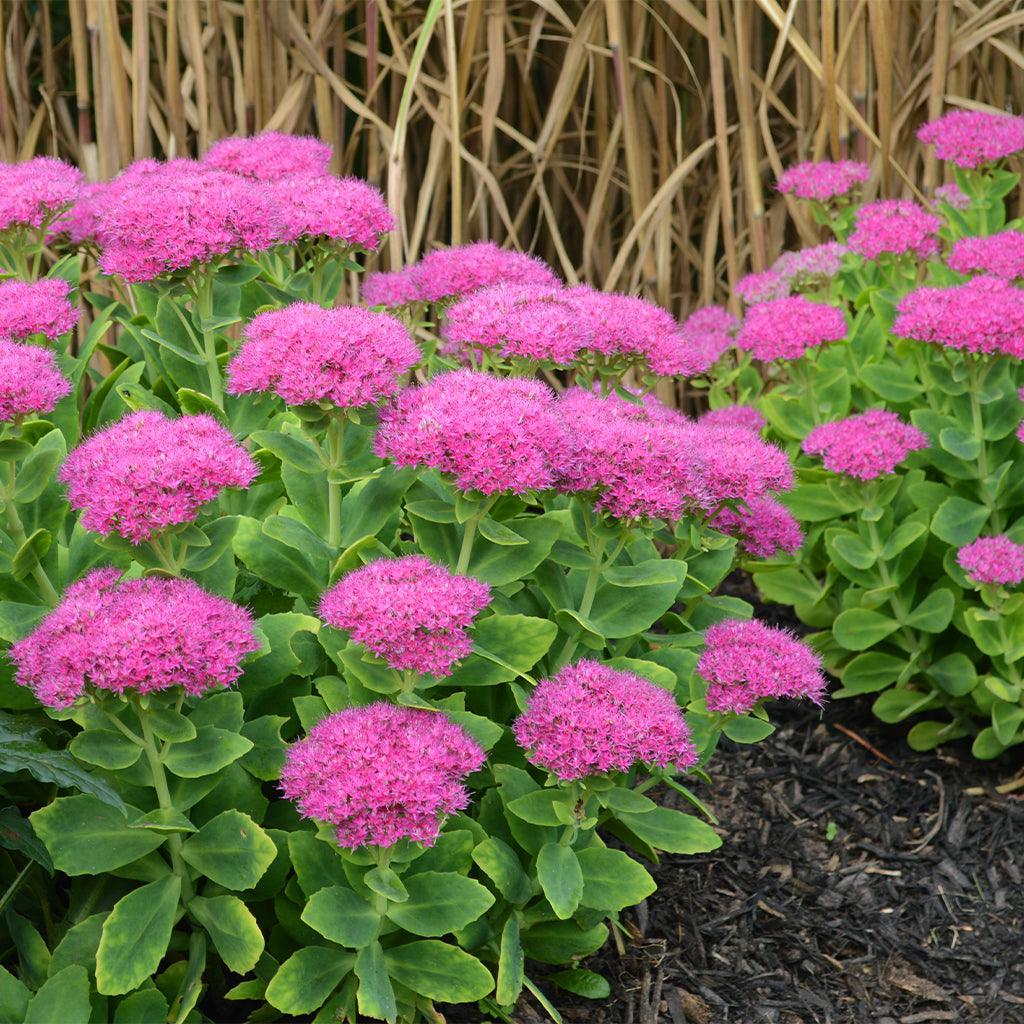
[513,660,696,781]
[736,270,789,305]
[803,409,928,480]
[957,536,1024,587]
[736,295,847,361]
[61,411,259,543]
[55,182,106,245]
[267,175,394,251]
[848,200,941,261]
[949,230,1024,280]
[10,568,259,709]
[227,303,418,408]
[96,160,281,281]
[773,242,847,289]
[0,340,71,422]
[698,618,826,714]
[776,160,870,202]
[0,278,79,340]
[672,306,737,375]
[280,703,485,848]
[711,496,803,558]
[0,158,82,232]
[935,183,971,210]
[376,370,569,495]
[700,405,766,433]
[918,110,1024,168]
[362,270,421,308]
[893,276,1024,358]
[319,555,491,678]
[203,132,333,180]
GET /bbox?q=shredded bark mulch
[513,702,1024,1024]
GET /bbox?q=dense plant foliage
[718,110,1024,761]
[0,140,825,1023]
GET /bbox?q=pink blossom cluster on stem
[0,278,79,340]
[0,340,71,422]
[957,536,1024,587]
[802,409,928,480]
[918,110,1024,168]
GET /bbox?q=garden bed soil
[514,701,1024,1024]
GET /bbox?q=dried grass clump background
[4,0,1024,315]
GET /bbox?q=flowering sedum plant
[0,136,826,1024]
[731,110,1024,760]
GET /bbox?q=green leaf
[781,483,859,522]
[68,729,142,770]
[548,968,611,1000]
[355,942,397,1024]
[266,947,354,1015]
[478,518,528,545]
[14,430,65,503]
[189,895,264,974]
[521,920,609,965]
[495,916,524,1006]
[127,808,197,833]
[0,967,30,1023]
[239,715,288,781]
[600,788,658,814]
[23,966,91,1024]
[472,614,558,674]
[364,866,408,903]
[614,807,722,854]
[288,831,342,897]
[907,720,966,752]
[881,521,926,559]
[722,716,775,743]
[404,499,457,523]
[30,796,164,875]
[233,514,326,600]
[180,810,277,889]
[384,941,494,1002]
[972,726,1008,760]
[828,530,876,570]
[146,707,196,743]
[507,789,569,826]
[466,514,562,585]
[471,838,532,905]
[49,913,105,976]
[833,608,900,651]
[302,886,381,948]
[163,726,253,778]
[11,529,51,582]
[992,701,1024,745]
[931,496,990,546]
[938,427,981,461]
[841,652,908,695]
[577,847,656,911]
[96,876,181,995]
[752,567,823,607]
[386,871,495,936]
[927,653,977,697]
[905,588,954,633]
[536,843,583,920]
[859,363,922,402]
[112,989,169,1023]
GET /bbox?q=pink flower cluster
[736,270,789,305]
[776,160,870,202]
[949,230,1024,280]
[803,409,928,480]
[319,555,491,677]
[96,160,282,281]
[61,411,259,543]
[0,340,71,422]
[0,158,82,231]
[848,200,941,261]
[363,241,559,305]
[773,242,848,289]
[513,660,696,781]
[893,276,1024,358]
[736,295,847,361]
[10,568,258,709]
[918,110,1024,168]
[957,536,1024,586]
[700,405,766,433]
[711,496,803,558]
[203,132,333,180]
[56,182,106,244]
[0,278,79,340]
[227,303,418,408]
[698,618,826,714]
[935,183,971,210]
[672,306,737,375]
[376,370,570,495]
[280,702,485,848]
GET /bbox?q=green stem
[554,531,609,670]
[865,515,920,655]
[147,534,181,575]
[4,461,59,606]
[136,700,194,902]
[326,415,346,549]
[195,275,223,408]
[456,514,480,575]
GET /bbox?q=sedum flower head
[803,409,928,480]
[949,230,1024,280]
[776,160,869,202]
[698,618,826,714]
[227,303,419,408]
[513,660,697,781]
[957,535,1024,586]
[736,295,847,361]
[892,276,1024,358]
[670,306,737,375]
[711,495,803,558]
[61,411,259,543]
[736,269,789,305]
[700,404,766,433]
[407,242,560,303]
[53,182,107,245]
[773,242,847,289]
[10,568,259,709]
[918,110,1024,168]
[0,158,82,231]
[0,340,71,422]
[848,200,941,261]
[96,160,281,281]
[362,269,420,308]
[268,174,394,250]
[376,370,569,495]
[203,132,333,180]
[281,702,485,849]
[935,183,971,210]
[319,555,491,678]
[0,278,79,340]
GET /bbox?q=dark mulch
[514,702,1024,1024]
